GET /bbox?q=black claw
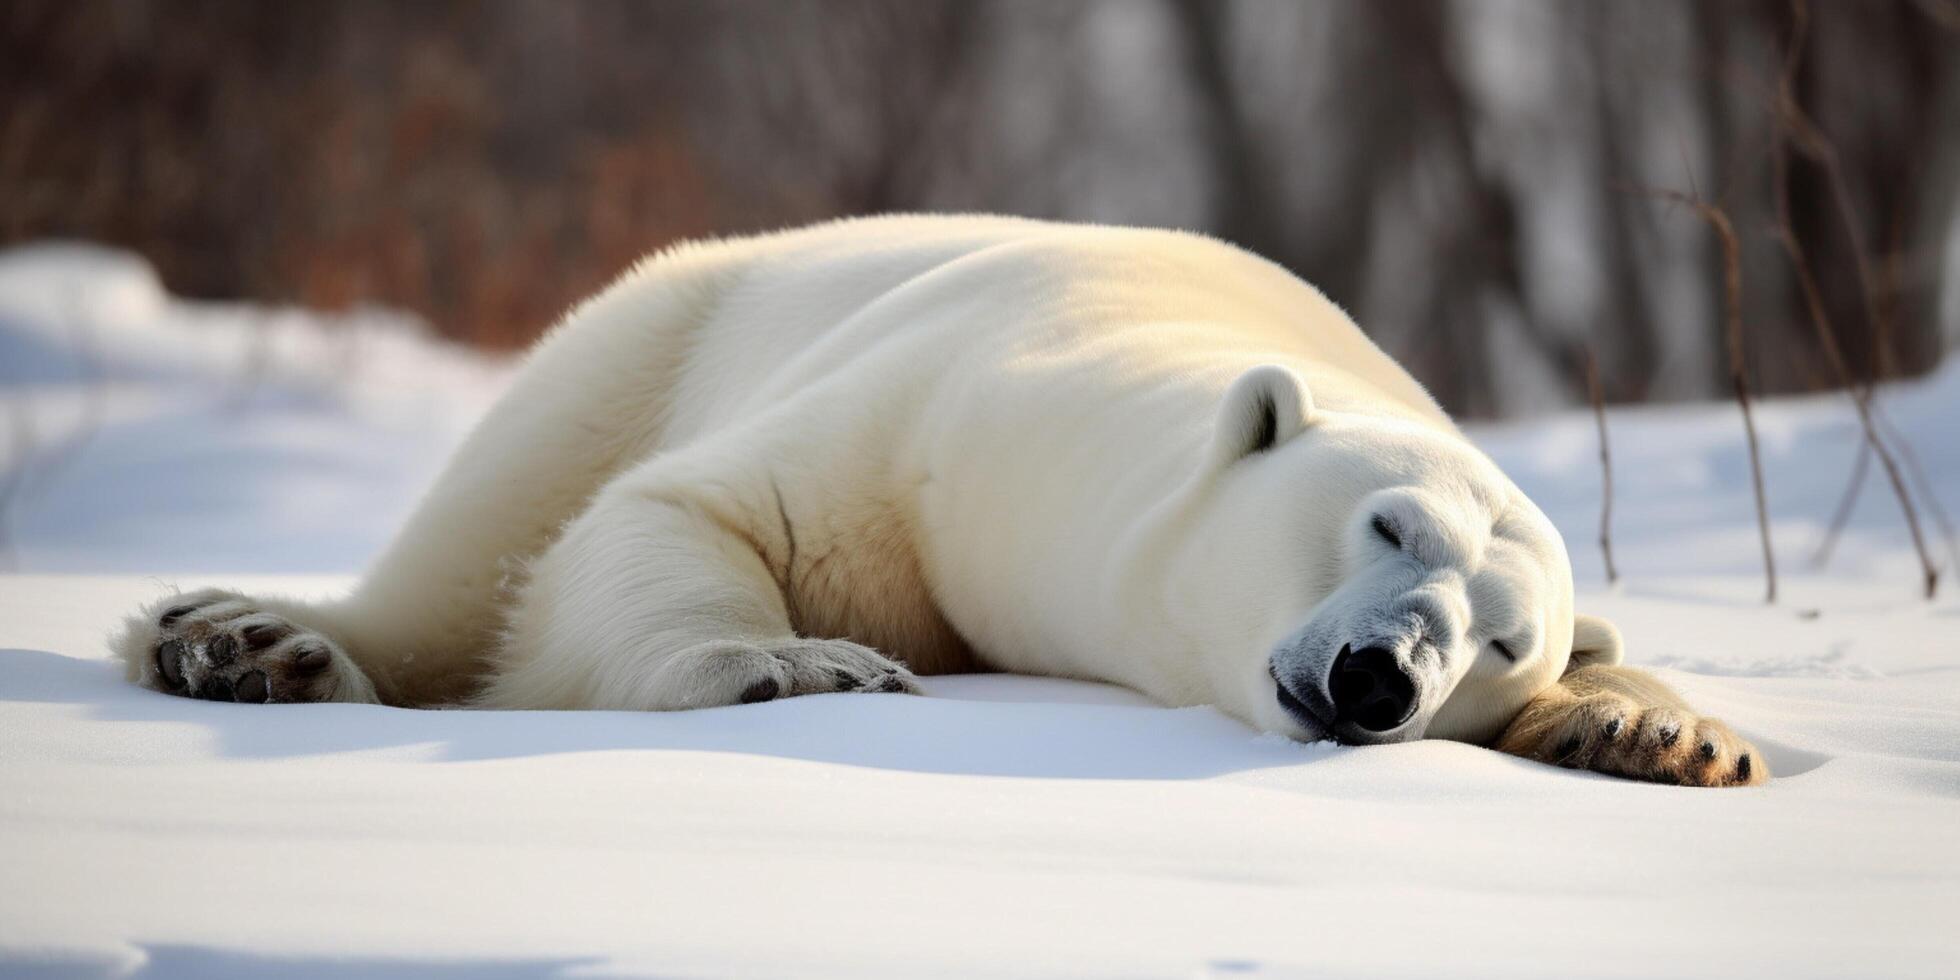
[1659,724,1681,747]
[1736,753,1753,782]
[155,640,187,688]
[740,677,780,704]
[201,676,235,702]
[1698,740,1717,761]
[235,670,269,703]
[290,644,330,674]
[1555,736,1583,765]
[833,668,859,690]
[159,604,199,630]
[1603,717,1624,739]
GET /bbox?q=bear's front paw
[112,589,374,704]
[1497,689,1766,787]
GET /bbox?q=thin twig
[1633,185,1777,603]
[1584,349,1619,586]
[1874,404,1960,574]
[1812,438,1867,569]
[1770,0,1939,598]
[1773,175,1938,595]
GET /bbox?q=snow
[3,244,1957,978]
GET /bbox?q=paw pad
[740,677,781,704]
[241,623,292,651]
[291,643,331,674]
[235,670,270,704]
[859,672,910,694]
[156,640,187,688]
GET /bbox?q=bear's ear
[1207,365,1316,468]
[1564,613,1624,674]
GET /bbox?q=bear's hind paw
[113,589,373,704]
[646,637,920,710]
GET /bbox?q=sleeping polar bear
[115,214,1763,786]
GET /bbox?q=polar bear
[114,214,1762,786]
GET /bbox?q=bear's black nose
[1329,645,1417,733]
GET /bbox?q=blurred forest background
[3,0,1957,418]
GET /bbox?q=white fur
[113,215,1604,746]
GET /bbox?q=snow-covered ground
[2,244,1956,978]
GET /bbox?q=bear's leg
[113,243,749,707]
[1495,665,1767,787]
[475,476,919,711]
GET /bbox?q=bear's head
[1167,365,1621,747]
